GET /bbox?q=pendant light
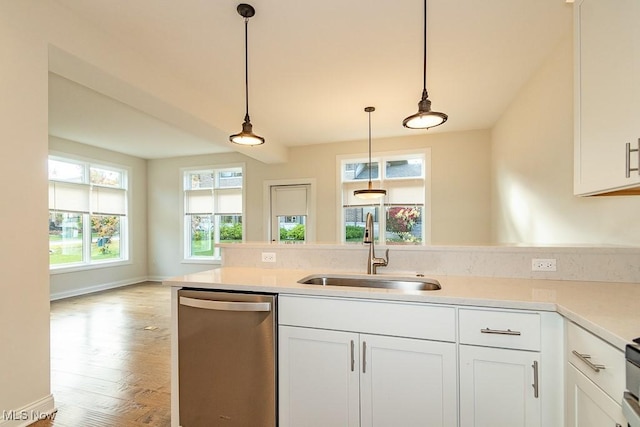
[229,3,265,146]
[354,107,386,199]
[402,0,447,130]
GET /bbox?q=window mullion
[83,213,91,264]
[379,198,386,245]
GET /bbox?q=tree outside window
[386,206,422,244]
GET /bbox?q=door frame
[263,178,317,242]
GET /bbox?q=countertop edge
[164,267,638,351]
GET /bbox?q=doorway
[265,180,316,243]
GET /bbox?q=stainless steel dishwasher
[177,289,277,426]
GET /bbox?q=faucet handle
[374,249,389,267]
[371,249,389,274]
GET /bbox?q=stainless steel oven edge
[624,343,640,427]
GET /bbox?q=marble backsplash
[219,243,640,283]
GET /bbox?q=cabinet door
[575,0,640,195]
[565,363,626,427]
[278,326,360,427]
[360,334,457,427]
[459,345,540,427]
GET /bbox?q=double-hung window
[339,150,429,244]
[183,165,244,261]
[48,156,129,269]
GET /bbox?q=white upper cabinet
[574,0,640,195]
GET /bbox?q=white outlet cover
[261,252,276,263]
[531,258,556,272]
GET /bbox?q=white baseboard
[50,276,154,301]
[0,394,56,427]
[147,275,173,282]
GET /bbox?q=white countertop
[164,267,640,351]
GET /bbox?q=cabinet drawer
[566,321,624,401]
[279,295,456,342]
[459,308,541,351]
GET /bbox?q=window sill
[49,259,132,275]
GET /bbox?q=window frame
[337,149,431,245]
[181,163,246,263]
[48,153,131,273]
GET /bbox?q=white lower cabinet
[279,326,359,427]
[565,320,627,427]
[565,364,626,427]
[278,296,564,427]
[360,334,457,427]
[457,308,563,427]
[279,325,458,427]
[459,345,541,427]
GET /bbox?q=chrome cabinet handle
[350,340,355,372]
[626,139,640,178]
[532,361,539,398]
[572,350,606,372]
[481,327,521,336]
[362,341,367,374]
[179,297,271,312]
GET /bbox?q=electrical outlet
[261,252,276,263]
[531,258,557,272]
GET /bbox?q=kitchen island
[167,267,639,426]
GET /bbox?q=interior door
[270,184,310,242]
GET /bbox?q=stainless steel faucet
[363,212,389,274]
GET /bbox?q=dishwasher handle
[179,296,271,312]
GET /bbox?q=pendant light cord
[368,109,372,183]
[422,0,427,94]
[244,17,250,119]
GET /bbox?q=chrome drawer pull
[480,327,521,336]
[362,341,367,374]
[350,340,355,372]
[572,350,606,372]
[532,361,539,398]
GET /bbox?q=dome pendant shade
[354,181,387,199]
[402,0,447,130]
[230,114,265,145]
[402,89,448,129]
[229,3,265,146]
[354,106,386,199]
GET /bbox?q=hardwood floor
[32,282,172,427]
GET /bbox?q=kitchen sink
[297,274,441,291]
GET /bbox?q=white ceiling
[49,0,573,160]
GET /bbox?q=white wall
[148,129,492,279]
[0,1,52,418]
[492,34,640,246]
[147,152,254,279]
[285,130,493,245]
[0,0,230,419]
[48,137,148,299]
